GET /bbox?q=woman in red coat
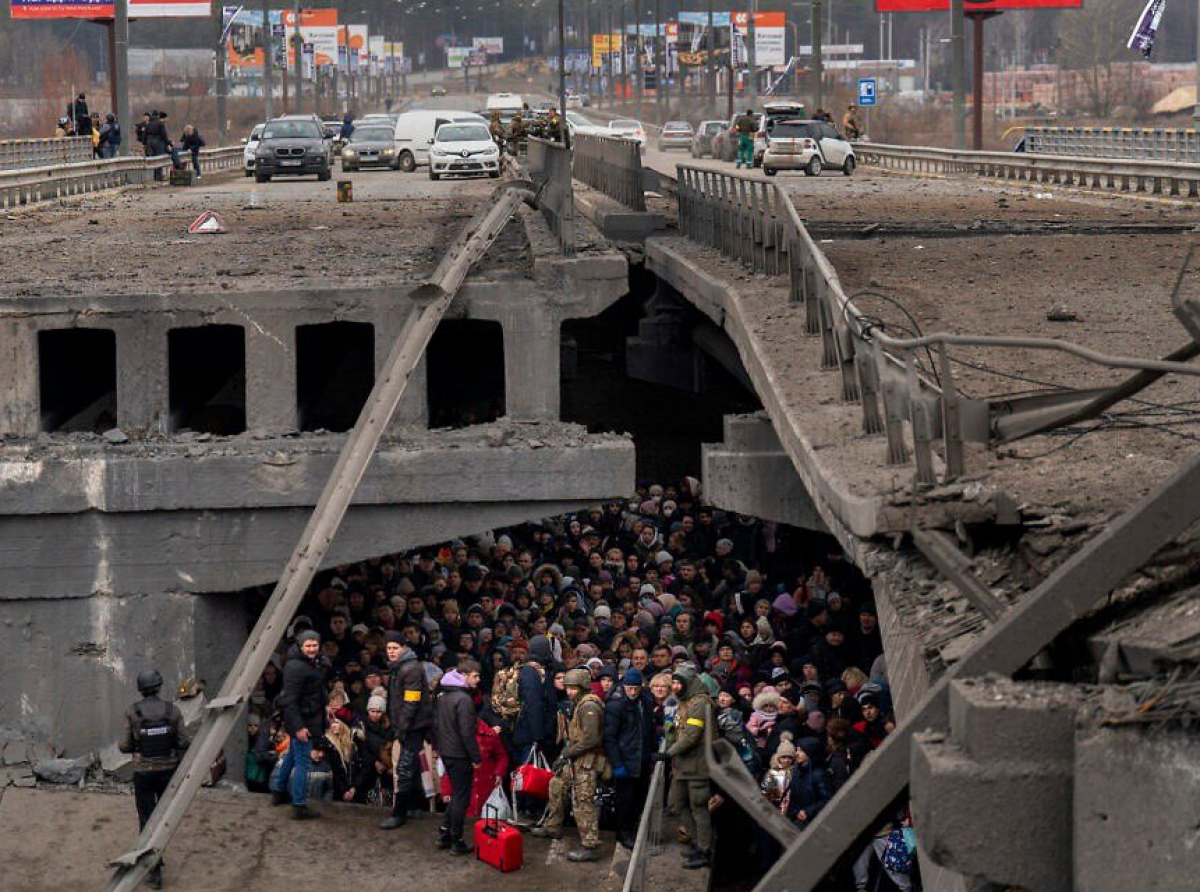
[468,704,510,818]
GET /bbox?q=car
[431,84,448,97]
[242,123,264,176]
[253,116,333,182]
[711,115,740,162]
[340,123,399,171]
[565,93,584,110]
[487,92,523,116]
[754,101,808,167]
[428,120,501,180]
[690,120,724,158]
[761,119,855,178]
[657,120,694,151]
[393,109,487,171]
[565,111,606,138]
[608,118,646,149]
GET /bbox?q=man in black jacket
[381,630,434,829]
[270,630,326,819]
[433,658,481,854]
[603,668,657,849]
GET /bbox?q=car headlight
[381,148,394,156]
[431,149,448,157]
[342,148,356,157]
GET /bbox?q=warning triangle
[188,210,227,235]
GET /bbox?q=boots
[270,790,291,807]
[567,847,601,862]
[291,804,319,820]
[379,813,407,830]
[682,848,710,870]
[436,826,453,849]
[530,825,562,839]
[450,839,473,856]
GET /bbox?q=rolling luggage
[475,804,524,872]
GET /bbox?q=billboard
[733,11,785,68]
[591,33,623,69]
[12,0,209,17]
[224,7,287,70]
[282,9,338,67]
[875,0,1080,10]
[473,36,504,55]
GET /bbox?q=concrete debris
[102,428,130,444]
[33,755,92,785]
[1046,305,1079,322]
[98,742,134,782]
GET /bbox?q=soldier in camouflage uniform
[657,662,714,870]
[531,667,608,861]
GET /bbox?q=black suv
[254,116,332,182]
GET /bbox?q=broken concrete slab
[33,755,91,785]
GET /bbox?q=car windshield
[437,124,490,142]
[611,120,640,131]
[664,122,691,131]
[771,122,818,140]
[351,128,392,142]
[263,120,321,139]
[702,122,722,135]
[566,112,590,126]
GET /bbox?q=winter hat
[755,617,774,639]
[622,668,644,686]
[752,687,780,712]
[775,730,796,760]
[716,538,734,553]
[654,551,674,567]
[586,657,604,673]
[639,583,658,598]
[351,623,370,636]
[594,603,612,621]
[384,631,405,646]
[296,630,320,645]
[670,645,689,661]
[770,666,791,684]
[367,691,388,713]
[643,600,664,619]
[771,593,797,618]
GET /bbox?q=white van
[486,92,523,114]
[392,109,486,172]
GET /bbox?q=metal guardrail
[1026,126,1200,163]
[675,162,1200,484]
[572,132,647,211]
[856,142,1200,199]
[621,746,667,892]
[0,137,92,171]
[0,147,242,209]
[526,136,576,256]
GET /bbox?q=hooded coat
[604,684,657,778]
[785,737,830,826]
[513,634,558,749]
[433,670,482,763]
[666,669,714,780]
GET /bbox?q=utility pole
[746,0,757,106]
[634,0,643,120]
[559,0,569,143]
[1194,0,1200,122]
[292,2,304,115]
[216,14,228,145]
[707,0,715,116]
[262,0,274,119]
[656,0,666,119]
[811,0,822,111]
[950,0,965,149]
[620,0,627,106]
[113,0,130,156]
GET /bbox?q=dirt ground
[0,166,503,298]
[0,786,614,892]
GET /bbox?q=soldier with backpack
[118,669,190,889]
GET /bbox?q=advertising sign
[676,13,731,68]
[591,33,623,69]
[733,11,785,67]
[875,0,1079,10]
[12,0,209,18]
[283,9,338,67]
[473,36,504,55]
[369,35,385,62]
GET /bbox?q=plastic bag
[484,780,515,823]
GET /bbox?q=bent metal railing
[622,744,667,892]
[0,146,242,209]
[855,141,1200,199]
[675,163,1200,484]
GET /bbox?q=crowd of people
[246,479,919,890]
[53,92,206,177]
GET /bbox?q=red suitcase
[475,805,524,872]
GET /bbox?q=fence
[526,136,576,256]
[572,133,647,211]
[674,162,1200,483]
[0,137,92,171]
[855,142,1200,199]
[0,147,242,209]
[1026,127,1200,163]
[622,748,667,892]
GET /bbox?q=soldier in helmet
[118,669,190,889]
[654,661,714,870]
[531,667,608,861]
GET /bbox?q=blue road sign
[858,77,877,106]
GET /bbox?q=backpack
[133,700,177,759]
[492,662,543,721]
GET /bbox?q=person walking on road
[433,658,481,854]
[380,630,433,829]
[118,668,190,889]
[270,629,326,820]
[734,109,757,169]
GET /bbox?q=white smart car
[428,121,501,180]
[242,123,264,176]
[762,119,856,177]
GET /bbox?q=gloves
[552,756,568,773]
[612,764,628,779]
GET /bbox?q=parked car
[691,119,724,158]
[428,120,501,180]
[608,118,646,150]
[657,120,695,151]
[392,109,487,171]
[341,123,399,171]
[566,111,606,138]
[253,116,332,182]
[761,119,855,177]
[242,123,264,176]
[711,114,740,162]
[754,101,808,167]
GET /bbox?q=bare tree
[1057,0,1134,118]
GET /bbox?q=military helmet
[137,669,164,694]
[563,668,591,690]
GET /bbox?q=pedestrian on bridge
[99,113,122,159]
[734,109,757,169]
[180,125,206,179]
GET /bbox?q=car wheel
[399,151,416,173]
[318,169,332,182]
[843,156,856,176]
[243,169,252,177]
[804,156,822,177]
[488,171,500,178]
[343,163,355,173]
[254,171,269,183]
[429,171,440,181]
[764,167,777,177]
